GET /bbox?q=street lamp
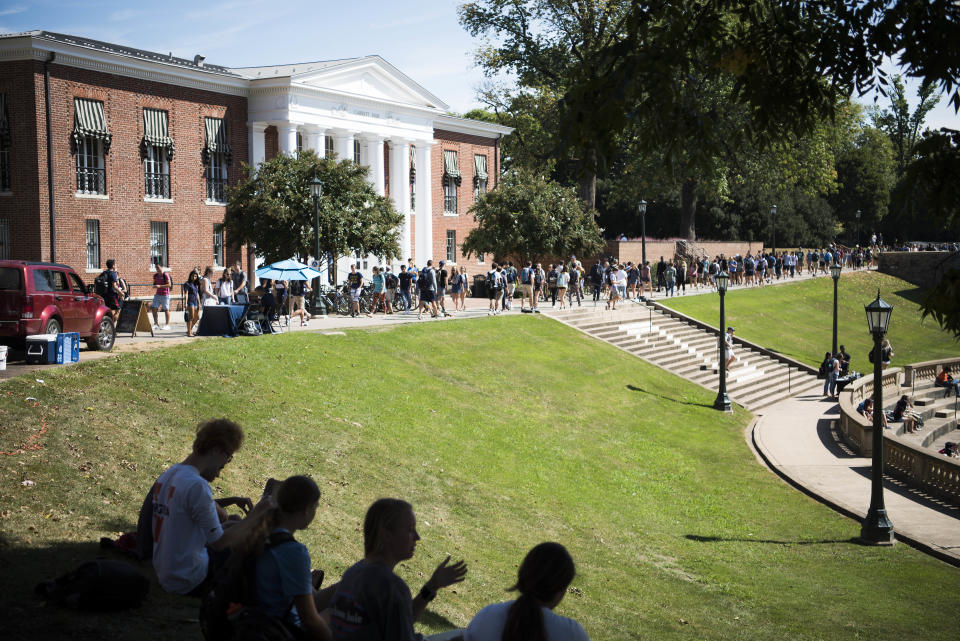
[713,271,732,412]
[830,263,842,355]
[310,176,324,315]
[855,209,861,247]
[860,290,895,545]
[639,199,648,268]
[769,204,778,256]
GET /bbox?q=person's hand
[427,556,468,591]
[218,496,254,514]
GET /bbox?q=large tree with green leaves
[225,151,403,281]
[461,170,605,263]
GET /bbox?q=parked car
[0,260,115,351]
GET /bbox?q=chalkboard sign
[116,300,154,337]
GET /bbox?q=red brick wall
[264,125,278,161]
[0,60,43,261]
[431,129,498,266]
[6,60,249,291]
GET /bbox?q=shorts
[290,295,305,312]
[488,287,502,300]
[420,290,435,303]
[520,283,533,297]
[152,294,170,310]
[437,287,446,298]
[106,296,121,310]
[385,289,395,301]
[350,288,360,302]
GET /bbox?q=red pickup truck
[0,260,115,351]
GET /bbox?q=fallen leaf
[20,480,35,487]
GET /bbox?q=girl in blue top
[371,266,386,314]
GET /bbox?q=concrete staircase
[545,301,821,411]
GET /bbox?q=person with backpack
[398,266,412,314]
[567,263,582,307]
[519,261,535,311]
[534,263,545,311]
[487,262,503,315]
[546,264,559,306]
[463,542,587,641]
[417,260,438,320]
[589,261,604,302]
[149,261,173,330]
[504,261,518,310]
[96,259,125,323]
[822,351,840,398]
[383,267,398,315]
[437,260,452,317]
[288,279,312,325]
[346,264,367,318]
[329,498,467,641]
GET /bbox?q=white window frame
[144,144,170,199]
[446,230,456,263]
[150,221,168,268]
[444,176,457,214]
[85,219,100,270]
[213,223,225,268]
[76,135,106,195]
[206,150,228,203]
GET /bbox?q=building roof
[0,30,238,76]
[229,57,371,79]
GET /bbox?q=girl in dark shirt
[183,270,200,337]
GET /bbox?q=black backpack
[94,270,111,298]
[35,559,149,610]
[486,270,500,289]
[386,273,398,289]
[199,531,297,641]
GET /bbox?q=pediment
[293,58,447,111]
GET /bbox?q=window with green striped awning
[474,154,488,181]
[73,98,112,152]
[143,108,174,160]
[443,150,460,180]
[204,117,231,162]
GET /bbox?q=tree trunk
[579,148,597,209]
[680,178,698,241]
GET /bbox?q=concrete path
[753,393,960,565]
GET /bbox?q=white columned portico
[365,136,385,196]
[248,123,267,167]
[335,130,356,162]
[305,126,324,157]
[277,122,299,155]
[414,141,434,263]
[389,139,411,261]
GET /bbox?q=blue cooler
[57,332,80,364]
[25,334,57,364]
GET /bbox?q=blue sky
[2,1,958,129]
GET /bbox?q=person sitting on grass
[250,475,334,640]
[935,366,960,398]
[464,542,588,641]
[150,418,274,596]
[329,498,467,640]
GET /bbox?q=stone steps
[546,302,820,412]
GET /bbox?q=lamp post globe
[830,263,842,355]
[855,209,861,247]
[769,204,777,256]
[713,271,732,412]
[860,290,895,545]
[639,199,648,271]
[310,176,323,315]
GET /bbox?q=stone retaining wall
[605,239,766,265]
[877,251,960,288]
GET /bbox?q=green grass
[662,271,956,368]
[0,317,957,640]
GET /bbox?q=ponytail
[501,543,575,641]
[502,593,546,641]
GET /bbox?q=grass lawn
[0,316,957,640]
[661,270,957,369]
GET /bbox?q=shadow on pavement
[817,418,858,459]
[849,467,960,520]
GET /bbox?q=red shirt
[153,271,171,296]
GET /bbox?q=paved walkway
[753,393,960,564]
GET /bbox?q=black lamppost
[855,209,861,247]
[713,271,732,412]
[830,263,842,355]
[639,199,648,268]
[860,290,895,545]
[310,176,324,315]
[770,204,777,255]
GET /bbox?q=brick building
[0,31,511,288]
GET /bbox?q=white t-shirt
[201,277,218,306]
[465,601,589,641]
[151,463,223,594]
[615,269,627,286]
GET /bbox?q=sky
[2,1,958,129]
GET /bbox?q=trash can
[472,274,487,298]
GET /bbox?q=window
[355,250,368,270]
[150,221,168,267]
[143,108,173,199]
[73,98,111,195]
[0,94,9,191]
[446,230,456,263]
[85,219,100,270]
[443,150,460,214]
[325,135,335,157]
[204,117,231,203]
[213,224,225,267]
[297,131,303,152]
[35,269,69,292]
[0,219,9,260]
[478,253,485,264]
[474,154,488,200]
[409,145,416,210]
[69,273,86,294]
[353,139,361,164]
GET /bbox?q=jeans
[400,289,411,311]
[823,372,837,396]
[665,282,674,297]
[592,284,602,301]
[235,292,249,305]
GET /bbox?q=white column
[365,136,385,196]
[415,142,433,263]
[305,126,324,157]
[277,122,298,155]
[248,123,267,167]
[335,130,355,162]
[389,139,411,261]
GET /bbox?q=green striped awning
[409,145,416,180]
[204,117,231,161]
[443,150,460,180]
[474,154,488,181]
[0,94,8,142]
[143,108,174,160]
[73,98,112,152]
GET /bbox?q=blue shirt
[253,529,313,626]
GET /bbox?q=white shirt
[151,464,223,594]
[201,277,218,306]
[465,601,589,641]
[615,269,627,286]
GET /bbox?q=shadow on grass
[893,286,930,307]
[685,534,864,546]
[625,385,714,409]
[420,610,461,635]
[0,537,204,641]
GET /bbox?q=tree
[461,170,604,263]
[225,151,403,282]
[830,124,896,242]
[871,75,940,177]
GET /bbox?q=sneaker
[160,325,171,331]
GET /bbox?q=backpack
[548,272,558,287]
[199,531,297,641]
[486,270,500,289]
[506,268,516,284]
[240,320,262,336]
[868,348,875,364]
[591,264,603,283]
[520,267,532,284]
[35,559,149,611]
[385,273,398,289]
[94,270,111,298]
